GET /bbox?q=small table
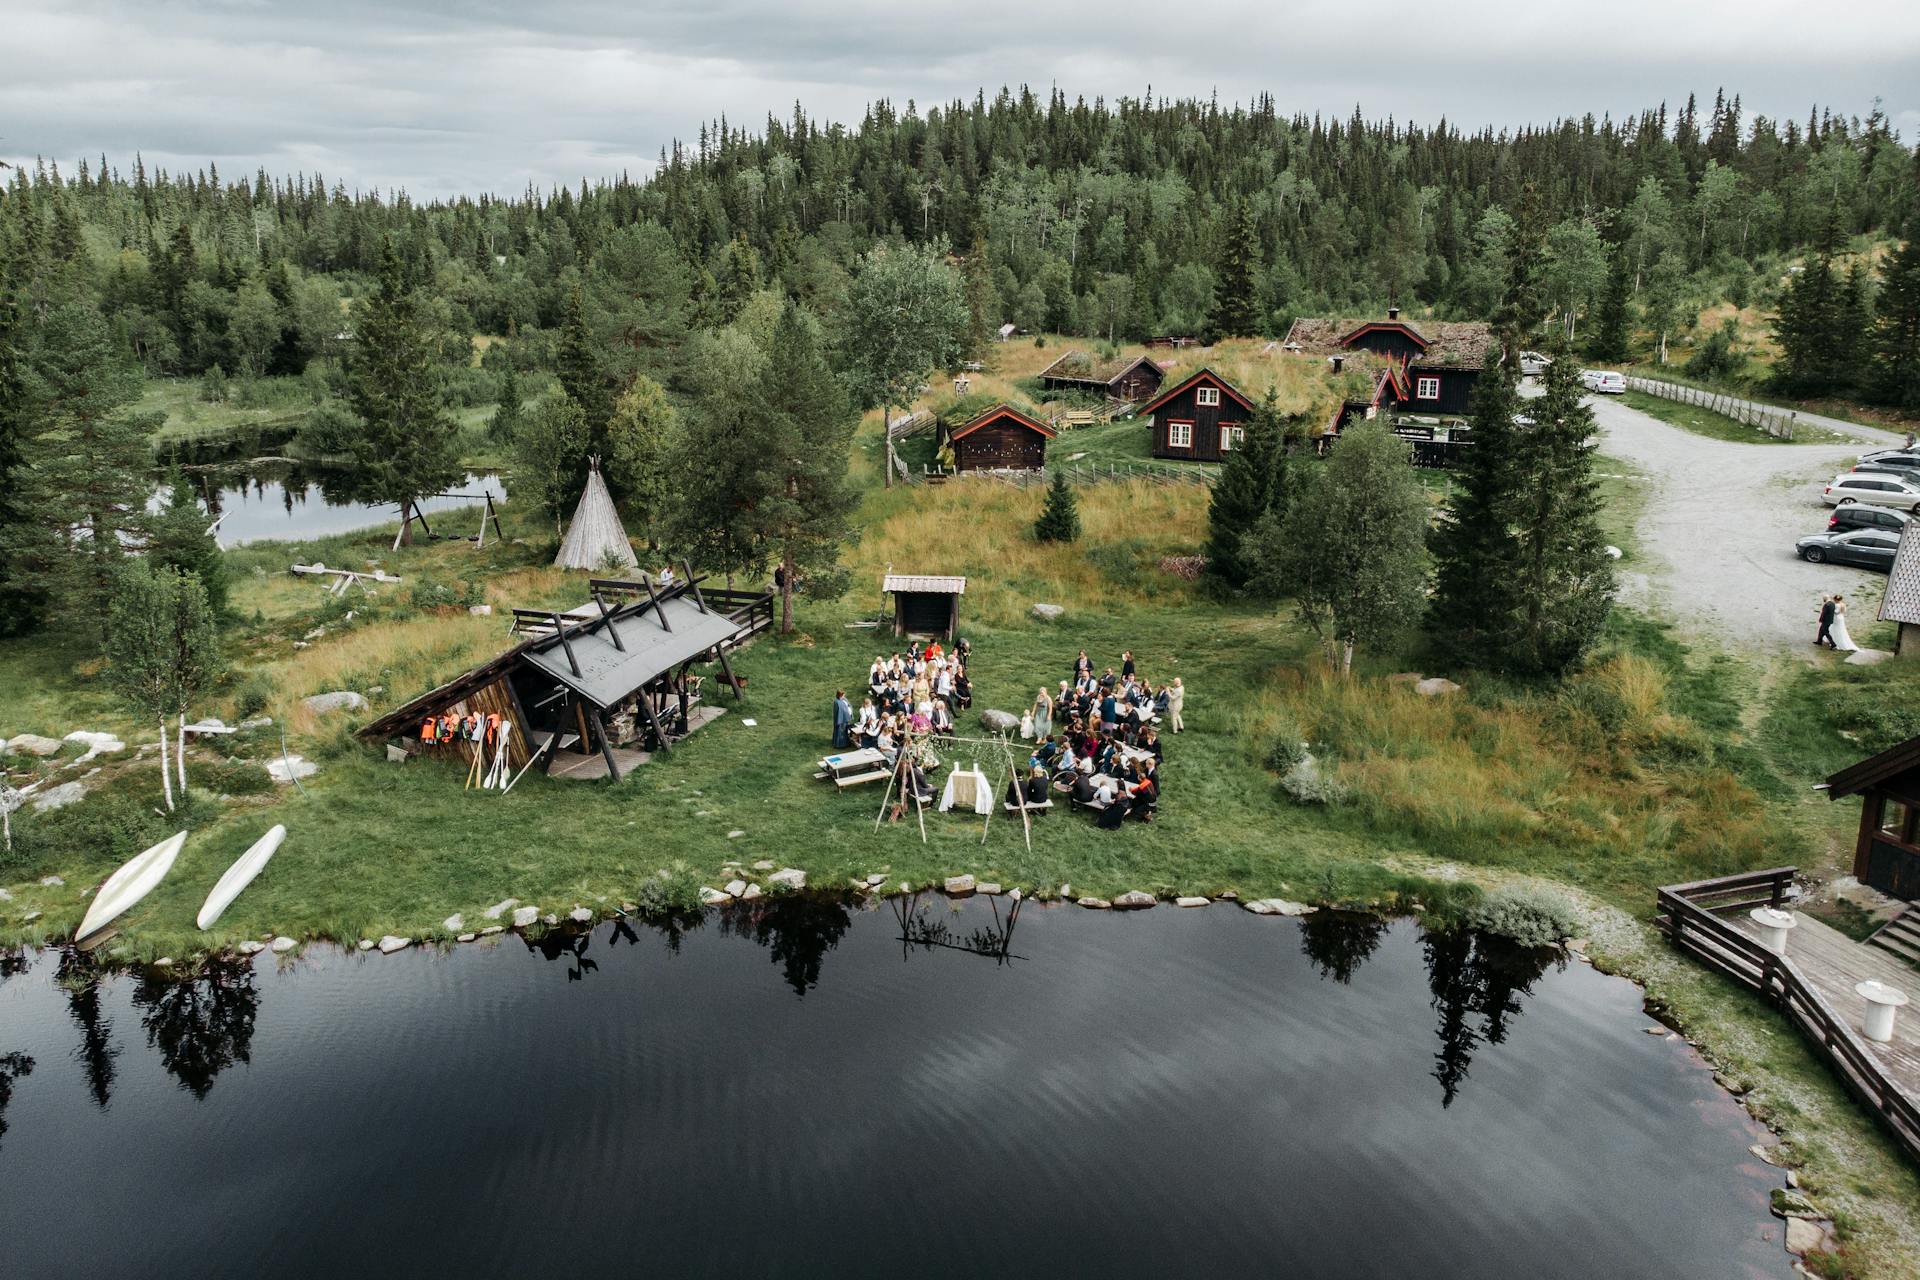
[1856,980,1910,1043]
[820,749,887,787]
[1749,907,1797,956]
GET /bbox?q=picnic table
[818,748,890,788]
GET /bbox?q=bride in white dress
[1831,594,1859,652]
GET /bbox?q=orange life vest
[419,718,435,742]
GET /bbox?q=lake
[156,461,507,546]
[0,901,1790,1278]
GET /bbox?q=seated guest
[875,721,897,763]
[930,700,954,736]
[1096,788,1131,829]
[909,705,931,734]
[1071,773,1097,805]
[1099,666,1118,691]
[953,671,972,710]
[1025,766,1052,805]
[1139,726,1163,762]
[909,762,935,804]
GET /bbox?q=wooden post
[589,708,623,782]
[639,688,672,756]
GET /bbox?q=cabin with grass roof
[1283,308,1495,418]
[939,402,1056,473]
[1037,350,1166,403]
[1139,368,1257,462]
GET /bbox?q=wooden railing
[1656,867,1920,1164]
[701,587,775,640]
[1626,376,1798,439]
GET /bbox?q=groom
[1816,596,1836,648]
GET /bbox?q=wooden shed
[1827,738,1920,900]
[945,403,1055,473]
[1037,351,1166,402]
[883,573,965,639]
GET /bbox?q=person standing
[832,689,853,748]
[1816,596,1836,649]
[1166,677,1186,734]
[1830,595,1859,652]
[1032,685,1054,740]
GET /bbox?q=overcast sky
[6,0,1918,200]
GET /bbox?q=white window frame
[1167,420,1193,449]
[1195,385,1222,407]
[1415,375,1440,401]
[1219,423,1245,452]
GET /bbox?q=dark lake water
[157,462,506,546]
[0,901,1789,1278]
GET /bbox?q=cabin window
[1416,376,1440,400]
[1219,424,1245,451]
[1167,420,1193,449]
[1195,386,1221,407]
[1882,799,1913,843]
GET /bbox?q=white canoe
[196,824,286,930]
[75,831,188,943]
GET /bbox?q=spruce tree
[342,240,461,545]
[1205,387,1287,586]
[1507,351,1616,674]
[147,471,229,615]
[1587,248,1633,362]
[1033,470,1082,543]
[556,283,613,435]
[1872,206,1920,410]
[756,304,861,633]
[1428,349,1525,664]
[1207,205,1261,341]
[488,361,523,444]
[0,290,41,635]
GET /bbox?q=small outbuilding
[1827,737,1920,900]
[1880,531,1920,658]
[1037,351,1166,402]
[883,573,966,639]
[943,403,1056,473]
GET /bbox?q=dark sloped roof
[950,403,1057,442]
[1881,531,1920,626]
[1137,368,1257,416]
[1037,351,1162,386]
[1282,316,1496,370]
[525,595,742,709]
[1828,735,1920,800]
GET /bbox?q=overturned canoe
[75,831,188,945]
[197,824,286,930]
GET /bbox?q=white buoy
[1855,980,1909,1043]
[1749,907,1797,956]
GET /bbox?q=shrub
[1465,884,1581,948]
[297,401,363,456]
[631,861,706,917]
[1263,714,1308,773]
[196,758,276,796]
[232,673,274,719]
[1279,753,1348,805]
[408,578,484,611]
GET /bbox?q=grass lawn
[1620,389,1850,445]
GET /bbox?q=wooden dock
[1657,867,1920,1164]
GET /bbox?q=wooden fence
[702,587,776,640]
[1626,376,1798,440]
[1655,867,1920,1164]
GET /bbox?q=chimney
[1387,306,1400,321]
[1329,355,1345,374]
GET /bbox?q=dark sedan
[1829,505,1912,534]
[1796,528,1902,570]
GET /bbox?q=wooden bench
[1005,799,1053,814]
[834,769,892,788]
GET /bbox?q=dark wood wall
[1348,328,1426,361]
[1406,367,1478,416]
[409,675,533,770]
[955,421,1048,471]
[1151,384,1244,462]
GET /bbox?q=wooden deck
[1657,867,1920,1164]
[1723,909,1920,1096]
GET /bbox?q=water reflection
[891,891,1025,965]
[160,462,506,546]
[130,960,259,1099]
[57,952,120,1110]
[1423,928,1561,1107]
[521,927,600,981]
[0,1052,31,1152]
[1298,909,1388,984]
[715,895,853,996]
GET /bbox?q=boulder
[302,691,368,715]
[386,744,410,764]
[1244,898,1317,916]
[977,882,1004,896]
[377,934,411,955]
[270,936,298,954]
[740,884,764,901]
[542,913,559,926]
[1784,1217,1836,1256]
[65,731,126,761]
[865,873,888,887]
[1112,891,1156,909]
[468,604,493,616]
[510,906,540,928]
[480,926,504,937]
[979,708,1020,734]
[944,874,977,896]
[753,860,776,872]
[1414,678,1462,698]
[1030,603,1065,622]
[727,830,746,839]
[483,898,519,920]
[568,907,593,924]
[31,782,86,813]
[238,717,273,730]
[768,868,807,891]
[236,940,267,956]
[1175,896,1211,908]
[303,628,327,641]
[6,733,62,757]
[267,754,319,783]
[1078,896,1112,910]
[699,886,730,905]
[357,939,376,952]
[456,933,476,943]
[1008,888,1023,902]
[1771,1188,1821,1219]
[724,879,747,898]
[38,875,65,887]
[443,914,465,932]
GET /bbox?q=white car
[1519,351,1552,377]
[1581,370,1626,394]
[1824,472,1920,512]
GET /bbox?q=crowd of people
[1011,650,1184,827]
[831,638,973,761]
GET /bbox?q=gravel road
[1578,391,1903,651]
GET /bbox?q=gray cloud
[4,0,1916,198]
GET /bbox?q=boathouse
[883,573,965,639]
[942,403,1055,473]
[359,573,772,782]
[1139,369,1257,462]
[1283,309,1495,417]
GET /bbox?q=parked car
[1858,448,1920,466]
[1519,351,1552,377]
[1581,370,1626,394]
[1829,505,1912,534]
[1824,472,1920,511]
[1852,461,1920,485]
[1797,528,1902,570]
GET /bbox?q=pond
[0,901,1790,1278]
[158,461,507,546]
